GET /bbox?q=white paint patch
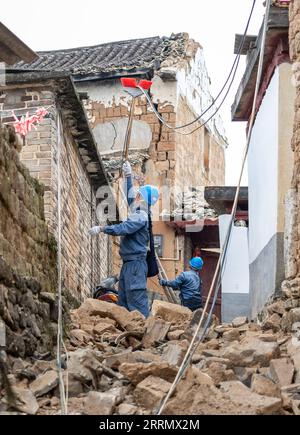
[248,70,279,264]
[77,81,132,108]
[93,118,152,155]
[219,214,250,295]
[151,75,177,108]
[176,47,227,144]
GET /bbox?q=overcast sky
[1,0,266,185]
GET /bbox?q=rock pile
[1,298,300,415]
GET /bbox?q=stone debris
[8,388,39,415]
[83,388,127,415]
[221,336,280,367]
[1,296,300,415]
[161,341,187,367]
[30,370,59,397]
[269,358,295,387]
[134,376,172,410]
[251,374,280,398]
[231,317,248,328]
[142,317,171,348]
[151,300,192,326]
[119,362,177,385]
[219,381,282,415]
[117,403,138,415]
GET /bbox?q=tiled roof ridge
[11,33,190,75]
[35,35,164,56]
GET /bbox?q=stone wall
[0,124,57,357]
[1,85,111,303]
[286,0,300,280]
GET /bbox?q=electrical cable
[156,0,271,415]
[137,0,257,135]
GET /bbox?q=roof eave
[56,76,112,190]
[73,67,154,82]
[4,71,111,191]
[0,22,38,65]
[231,5,289,122]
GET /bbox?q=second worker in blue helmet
[88,161,159,318]
[160,257,204,312]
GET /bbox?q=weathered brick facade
[0,124,57,356]
[1,84,112,303]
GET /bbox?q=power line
[138,0,257,135]
[156,0,271,415]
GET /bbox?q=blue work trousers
[118,258,149,318]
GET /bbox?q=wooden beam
[0,22,37,64]
[0,42,19,64]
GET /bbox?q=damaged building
[10,33,227,294]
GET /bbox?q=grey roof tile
[12,34,187,75]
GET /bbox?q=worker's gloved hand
[122,161,132,178]
[159,279,167,287]
[88,226,104,237]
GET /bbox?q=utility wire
[138,0,256,135]
[156,0,271,415]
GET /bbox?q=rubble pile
[1,297,300,415]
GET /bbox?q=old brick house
[12,33,227,293]
[1,72,114,303]
[232,2,294,317]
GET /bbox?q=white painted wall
[248,69,279,264]
[176,47,227,146]
[219,215,250,295]
[93,118,152,154]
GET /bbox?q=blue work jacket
[103,176,149,262]
[162,270,201,301]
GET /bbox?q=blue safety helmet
[139,185,159,206]
[189,257,204,271]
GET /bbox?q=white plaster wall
[151,76,177,107]
[219,215,250,295]
[248,69,279,264]
[76,81,153,155]
[77,80,132,108]
[93,118,152,154]
[176,47,227,145]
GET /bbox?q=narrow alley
[0,0,300,420]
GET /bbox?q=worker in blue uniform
[159,257,204,311]
[88,161,159,318]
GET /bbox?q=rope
[0,105,56,125]
[56,112,68,415]
[156,0,271,415]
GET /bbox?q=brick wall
[53,120,111,300]
[1,85,111,303]
[0,123,57,357]
[84,92,176,190]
